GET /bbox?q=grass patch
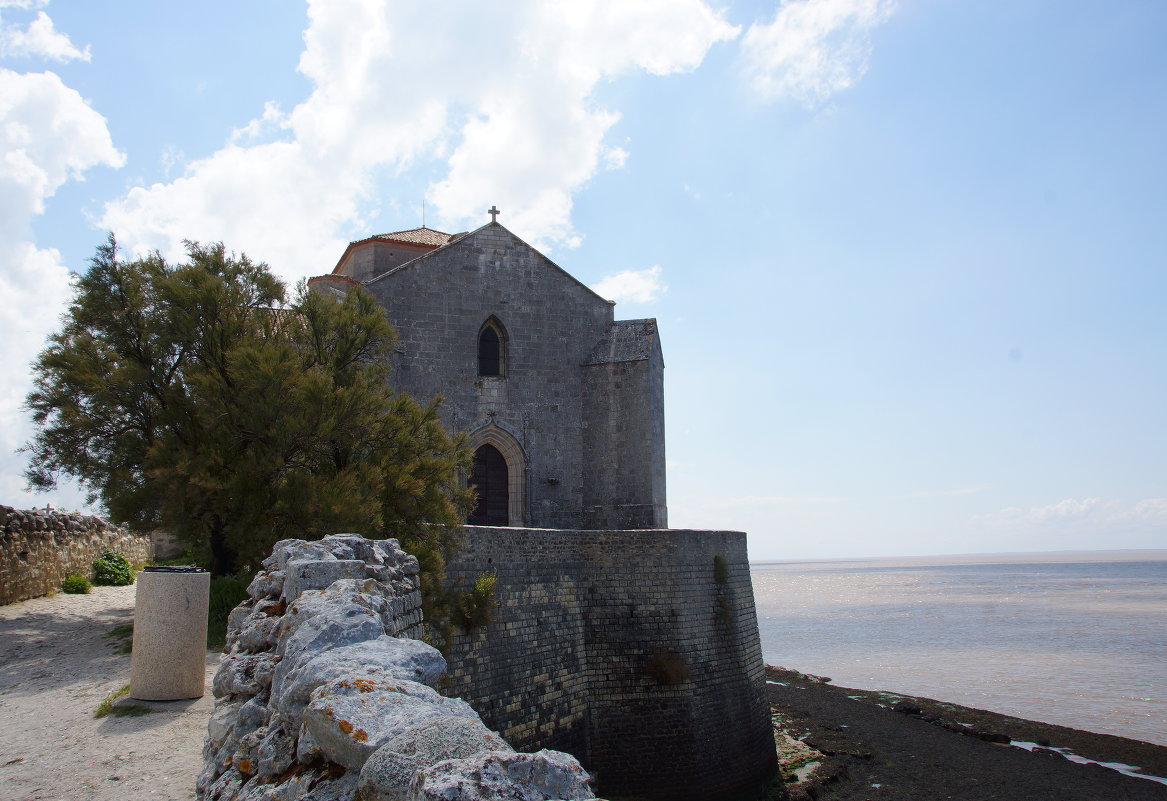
[93,684,154,718]
[103,623,133,655]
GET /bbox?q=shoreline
[767,665,1167,801]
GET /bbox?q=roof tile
[368,227,454,248]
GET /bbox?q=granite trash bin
[129,565,210,700]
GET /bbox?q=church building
[308,212,666,530]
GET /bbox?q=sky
[2,0,1165,560]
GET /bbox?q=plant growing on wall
[24,237,474,579]
[453,570,497,633]
[713,554,729,584]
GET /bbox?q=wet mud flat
[767,666,1167,801]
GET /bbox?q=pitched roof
[365,227,457,248]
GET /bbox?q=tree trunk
[207,515,237,576]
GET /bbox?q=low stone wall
[201,534,596,801]
[0,505,153,605]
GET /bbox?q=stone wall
[201,534,596,801]
[444,526,777,801]
[581,324,667,529]
[0,506,153,605]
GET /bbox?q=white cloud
[740,0,895,105]
[1,10,90,62]
[591,265,667,304]
[230,101,289,145]
[0,67,123,510]
[975,498,1167,544]
[100,0,739,280]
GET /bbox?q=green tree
[25,237,473,576]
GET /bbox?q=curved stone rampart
[0,505,153,604]
[444,527,778,801]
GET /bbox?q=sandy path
[0,585,217,801]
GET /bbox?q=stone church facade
[309,219,666,530]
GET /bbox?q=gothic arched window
[478,318,506,377]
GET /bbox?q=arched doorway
[468,443,509,525]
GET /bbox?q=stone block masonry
[0,505,153,605]
[351,223,668,531]
[444,526,779,801]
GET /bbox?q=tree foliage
[25,237,473,576]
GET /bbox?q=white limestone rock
[366,564,395,583]
[228,602,256,635]
[296,720,324,764]
[321,533,380,563]
[204,767,245,801]
[408,750,594,801]
[371,537,403,561]
[276,604,385,679]
[276,636,446,725]
[205,699,244,756]
[214,652,280,697]
[232,611,283,653]
[232,725,269,777]
[256,725,297,779]
[201,737,239,790]
[276,580,390,649]
[231,695,270,745]
[302,677,478,771]
[271,540,340,573]
[262,539,307,570]
[195,766,216,797]
[283,558,369,603]
[248,569,285,600]
[357,716,514,801]
[235,772,319,801]
[301,771,359,801]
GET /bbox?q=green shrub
[454,570,497,633]
[92,549,134,586]
[207,572,251,650]
[61,574,91,594]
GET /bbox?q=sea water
[751,550,1167,746]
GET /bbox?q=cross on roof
[488,205,500,223]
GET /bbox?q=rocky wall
[200,534,598,801]
[0,505,153,605]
